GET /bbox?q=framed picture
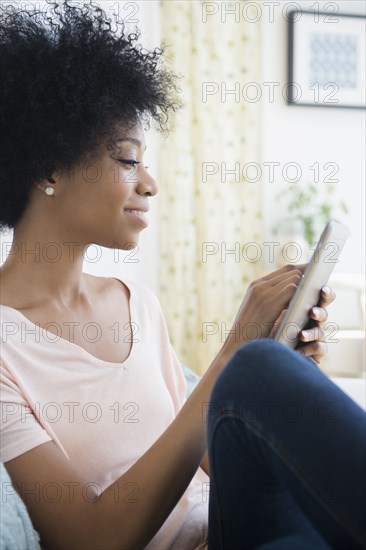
[288,10,366,108]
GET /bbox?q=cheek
[104,169,132,201]
[88,175,129,210]
[63,166,132,222]
[58,187,106,227]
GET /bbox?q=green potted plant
[273,182,349,246]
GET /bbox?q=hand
[221,264,307,358]
[295,285,336,365]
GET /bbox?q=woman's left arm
[200,285,336,477]
[295,285,336,365]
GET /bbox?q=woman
[0,1,365,549]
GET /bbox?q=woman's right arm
[4,346,231,550]
[4,264,304,550]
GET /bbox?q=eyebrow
[116,137,147,150]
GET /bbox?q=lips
[124,208,149,214]
[124,208,149,227]
[124,206,150,213]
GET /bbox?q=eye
[118,159,141,169]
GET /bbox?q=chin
[105,236,140,251]
[122,240,139,251]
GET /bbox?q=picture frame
[287,10,366,109]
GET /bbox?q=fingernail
[301,330,309,341]
[322,285,330,294]
[312,307,320,317]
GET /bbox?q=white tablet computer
[274,220,350,349]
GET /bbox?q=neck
[0,217,92,311]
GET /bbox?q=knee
[222,338,291,377]
[232,338,285,365]
[210,339,297,405]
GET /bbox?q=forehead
[86,122,146,163]
[114,120,146,147]
[116,136,146,150]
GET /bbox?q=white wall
[261,0,366,275]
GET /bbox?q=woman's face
[44,122,158,250]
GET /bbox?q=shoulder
[84,273,164,317]
[83,273,130,303]
[107,275,159,301]
[113,276,165,316]
[82,272,110,293]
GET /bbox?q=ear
[36,176,56,194]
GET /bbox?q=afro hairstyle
[0,0,181,230]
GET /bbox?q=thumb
[269,309,287,339]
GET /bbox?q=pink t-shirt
[0,277,209,549]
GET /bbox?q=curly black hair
[0,0,181,230]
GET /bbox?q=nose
[136,165,158,197]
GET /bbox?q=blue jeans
[206,339,366,549]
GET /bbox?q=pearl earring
[45,187,55,196]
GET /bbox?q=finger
[271,272,305,308]
[270,268,305,294]
[265,276,303,314]
[252,269,304,312]
[299,326,325,343]
[270,267,304,289]
[308,306,328,326]
[317,285,336,308]
[256,263,308,284]
[298,340,328,359]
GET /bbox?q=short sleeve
[0,361,52,463]
[166,341,188,414]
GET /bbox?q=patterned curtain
[157,1,263,375]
